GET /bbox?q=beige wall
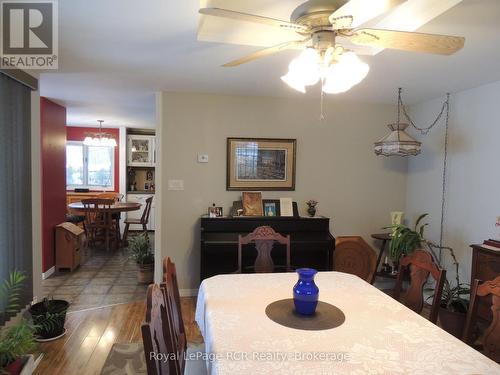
[159,92,408,291]
[406,80,500,283]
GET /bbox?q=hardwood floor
[34,297,202,375]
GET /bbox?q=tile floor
[41,247,148,312]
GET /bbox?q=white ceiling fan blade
[349,28,465,55]
[199,8,309,33]
[329,0,405,28]
[223,39,310,67]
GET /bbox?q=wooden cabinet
[200,216,335,281]
[470,243,500,321]
[56,222,85,272]
[127,135,155,167]
[126,193,155,230]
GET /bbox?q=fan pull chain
[320,79,326,121]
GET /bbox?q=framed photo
[263,199,281,217]
[242,192,263,216]
[227,138,296,191]
[208,206,223,218]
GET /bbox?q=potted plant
[384,213,428,269]
[0,271,37,375]
[28,298,69,341]
[426,242,470,338]
[129,233,154,284]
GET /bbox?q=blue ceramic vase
[293,268,319,315]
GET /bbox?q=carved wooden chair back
[334,236,378,284]
[141,284,180,375]
[237,226,290,273]
[393,249,446,324]
[162,257,186,341]
[463,276,500,362]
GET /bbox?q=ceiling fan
[199,0,465,94]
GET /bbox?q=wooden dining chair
[161,257,206,375]
[334,236,378,284]
[97,192,121,202]
[236,226,291,274]
[162,257,185,343]
[142,284,179,375]
[123,196,153,242]
[81,198,117,252]
[392,249,446,324]
[463,276,500,362]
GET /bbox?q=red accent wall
[40,98,67,273]
[66,127,120,192]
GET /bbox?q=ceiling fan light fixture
[281,48,322,93]
[322,52,369,94]
[281,73,307,93]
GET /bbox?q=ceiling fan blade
[199,8,309,33]
[329,0,405,28]
[349,28,465,55]
[223,39,309,67]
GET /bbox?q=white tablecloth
[195,272,500,374]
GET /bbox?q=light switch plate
[198,154,209,163]
[168,179,184,191]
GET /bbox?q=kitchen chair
[81,198,117,252]
[123,196,153,242]
[392,249,446,324]
[236,226,291,274]
[334,236,377,284]
[463,275,500,362]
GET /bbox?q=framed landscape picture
[227,138,296,191]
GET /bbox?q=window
[66,142,115,190]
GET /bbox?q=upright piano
[200,216,335,281]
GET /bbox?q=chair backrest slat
[141,197,153,224]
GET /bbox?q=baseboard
[180,289,198,297]
[42,266,55,280]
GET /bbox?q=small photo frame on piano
[263,199,281,217]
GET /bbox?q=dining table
[67,201,142,245]
[67,201,142,216]
[195,272,500,374]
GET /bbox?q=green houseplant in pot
[385,213,429,266]
[426,242,470,338]
[28,297,69,341]
[129,233,154,284]
[0,271,37,375]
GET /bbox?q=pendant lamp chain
[398,88,450,135]
[397,88,451,261]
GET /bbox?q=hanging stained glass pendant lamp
[374,123,422,157]
[374,88,423,157]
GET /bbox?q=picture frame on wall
[227,138,296,191]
